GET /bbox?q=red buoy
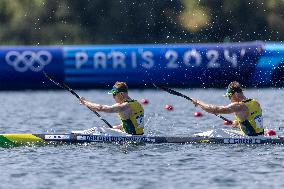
[224,120,232,125]
[265,129,277,136]
[140,98,149,105]
[164,104,173,111]
[194,112,203,117]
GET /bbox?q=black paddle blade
[43,71,80,99]
[153,84,178,95]
[153,83,193,101]
[43,71,64,89]
[43,71,112,128]
[61,83,80,99]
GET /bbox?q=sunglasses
[225,87,241,99]
[113,91,120,97]
[227,93,233,99]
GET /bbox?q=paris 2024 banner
[0,41,283,89]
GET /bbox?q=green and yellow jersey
[236,99,264,136]
[118,100,144,135]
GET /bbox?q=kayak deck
[1,133,284,148]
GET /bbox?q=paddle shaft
[43,72,113,128]
[153,84,232,124]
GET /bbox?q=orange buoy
[164,104,173,111]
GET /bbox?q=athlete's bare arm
[80,97,130,113]
[192,99,245,115]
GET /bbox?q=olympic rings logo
[5,50,52,72]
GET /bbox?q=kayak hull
[1,133,283,148]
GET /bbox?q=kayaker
[79,81,144,135]
[192,81,264,136]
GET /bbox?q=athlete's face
[113,92,123,103]
[229,92,239,102]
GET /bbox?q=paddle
[153,84,233,124]
[43,71,113,128]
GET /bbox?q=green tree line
[0,0,283,45]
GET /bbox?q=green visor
[224,87,242,97]
[108,86,128,95]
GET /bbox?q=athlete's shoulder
[228,102,247,111]
[229,101,245,106]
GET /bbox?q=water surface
[1,88,284,189]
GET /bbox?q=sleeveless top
[235,99,264,136]
[118,100,144,135]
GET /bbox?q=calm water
[1,88,284,189]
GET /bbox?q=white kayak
[1,127,283,148]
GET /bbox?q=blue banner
[0,46,64,89]
[64,42,264,87]
[250,43,284,86]
[0,42,283,89]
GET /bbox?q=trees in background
[0,0,283,45]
